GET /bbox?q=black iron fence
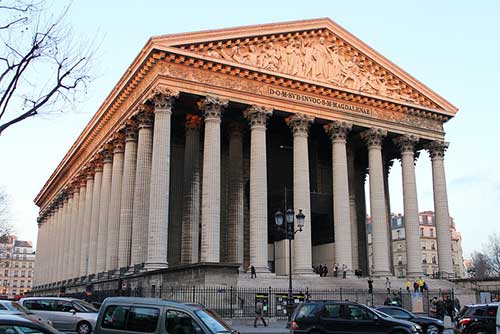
[61,286,477,319]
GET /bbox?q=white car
[19,297,98,334]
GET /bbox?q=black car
[0,312,60,334]
[290,300,423,334]
[376,306,444,334]
[455,303,498,334]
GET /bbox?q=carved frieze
[189,32,436,108]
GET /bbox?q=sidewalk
[230,320,289,333]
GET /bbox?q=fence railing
[60,286,476,319]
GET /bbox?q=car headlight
[411,324,422,332]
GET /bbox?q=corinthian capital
[124,119,138,142]
[185,114,202,130]
[112,132,126,153]
[393,134,419,154]
[324,120,352,142]
[425,140,449,159]
[286,113,314,137]
[198,95,228,121]
[244,105,273,129]
[134,105,154,129]
[145,85,179,111]
[360,128,387,148]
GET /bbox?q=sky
[0,0,499,258]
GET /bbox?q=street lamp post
[274,208,305,320]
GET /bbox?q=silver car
[19,297,98,334]
[0,299,53,327]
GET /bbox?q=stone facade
[0,236,35,297]
[32,19,459,290]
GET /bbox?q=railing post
[230,286,233,318]
[192,285,195,303]
[340,287,343,301]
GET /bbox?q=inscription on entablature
[267,87,371,116]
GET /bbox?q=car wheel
[76,321,92,334]
[472,330,489,334]
[426,325,439,334]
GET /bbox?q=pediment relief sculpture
[189,34,434,108]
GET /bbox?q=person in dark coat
[436,297,446,320]
[250,265,256,279]
[367,277,374,294]
[254,299,267,327]
[323,265,329,277]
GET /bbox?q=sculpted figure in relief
[200,35,416,103]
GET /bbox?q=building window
[13,270,17,277]
[398,256,403,265]
[2,280,7,286]
[397,230,401,239]
[27,280,31,287]
[432,256,437,264]
[20,280,24,288]
[21,261,25,266]
[14,262,18,268]
[4,270,7,276]
[20,271,24,277]
[430,229,434,237]
[420,228,424,237]
[422,256,427,264]
[27,271,31,278]
[431,243,435,250]
[12,281,16,287]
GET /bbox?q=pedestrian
[254,299,267,327]
[436,297,445,320]
[454,297,461,314]
[385,277,391,294]
[250,265,256,279]
[384,294,392,306]
[333,264,338,277]
[367,277,374,294]
[342,264,347,278]
[405,279,411,292]
[418,277,425,292]
[430,297,438,318]
[323,265,329,277]
[445,295,454,321]
[413,281,419,292]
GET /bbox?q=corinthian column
[67,186,80,279]
[88,157,103,275]
[226,122,245,266]
[106,133,125,271]
[244,105,272,273]
[199,96,228,262]
[130,108,154,267]
[426,141,453,276]
[347,145,359,271]
[361,128,391,276]
[145,87,179,270]
[74,177,86,278]
[57,195,70,281]
[180,114,202,264]
[325,121,353,274]
[394,135,421,277]
[287,113,314,275]
[81,168,95,276]
[118,121,138,269]
[96,147,113,273]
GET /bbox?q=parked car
[376,306,444,334]
[455,303,498,334]
[95,297,237,334]
[0,312,60,334]
[19,297,98,334]
[289,300,423,334]
[0,300,53,327]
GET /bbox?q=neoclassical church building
[33,18,458,290]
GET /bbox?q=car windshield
[195,309,233,334]
[7,302,33,314]
[75,300,98,313]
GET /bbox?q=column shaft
[226,123,244,265]
[180,115,201,264]
[118,123,138,268]
[81,174,94,276]
[326,121,353,274]
[288,114,314,275]
[87,165,103,275]
[199,97,227,262]
[427,141,454,276]
[146,90,177,269]
[74,183,86,277]
[96,150,113,273]
[68,190,80,279]
[106,137,125,271]
[347,146,359,271]
[57,198,69,281]
[130,110,154,266]
[395,135,421,277]
[362,128,391,276]
[245,105,272,272]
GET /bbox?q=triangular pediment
[150,18,457,115]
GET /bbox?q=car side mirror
[194,328,202,334]
[70,309,76,314]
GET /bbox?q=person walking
[342,264,347,278]
[436,297,445,320]
[254,299,267,327]
[418,277,425,292]
[367,277,374,294]
[413,280,419,292]
[323,265,329,277]
[385,277,391,294]
[333,264,338,277]
[250,265,256,279]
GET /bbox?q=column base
[294,268,315,276]
[144,262,168,271]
